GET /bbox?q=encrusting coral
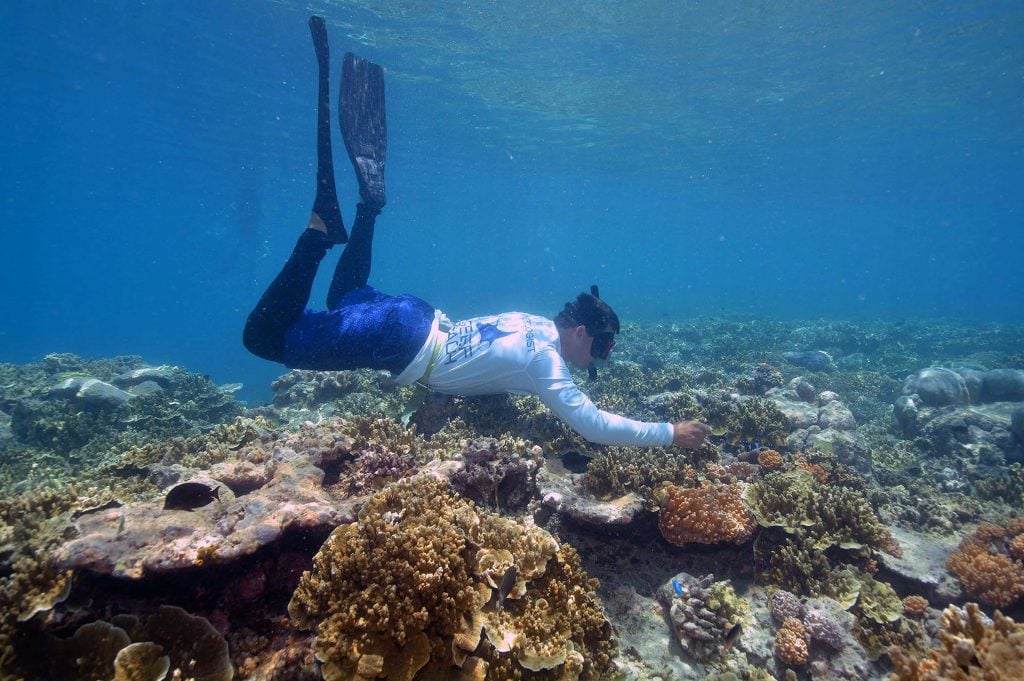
[890,603,1024,680]
[657,481,757,546]
[288,475,616,680]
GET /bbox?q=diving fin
[340,52,387,208]
[308,16,347,244]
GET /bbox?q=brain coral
[947,521,1024,608]
[288,475,615,680]
[657,482,757,546]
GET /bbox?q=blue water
[2,1,1022,403]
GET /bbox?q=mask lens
[591,332,616,360]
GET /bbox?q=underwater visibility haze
[2,1,1022,400]
[1,2,1024,681]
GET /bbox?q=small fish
[163,482,221,511]
[721,623,742,657]
[496,565,517,611]
[672,578,685,598]
[116,513,126,536]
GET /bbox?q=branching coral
[657,482,757,546]
[288,475,615,680]
[724,397,790,446]
[947,520,1024,609]
[582,447,693,504]
[890,603,1024,680]
[745,470,900,556]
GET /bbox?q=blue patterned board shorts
[283,285,434,374]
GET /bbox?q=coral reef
[288,475,615,680]
[5,605,231,681]
[946,519,1024,608]
[890,603,1024,680]
[657,481,757,546]
[449,436,539,511]
[581,446,695,504]
[5,355,243,459]
[745,470,899,556]
[774,617,808,667]
[768,589,804,624]
[723,397,790,447]
[658,573,748,662]
[902,595,929,619]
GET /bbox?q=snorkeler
[243,16,710,449]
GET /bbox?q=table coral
[288,475,615,680]
[657,481,757,546]
[890,603,1024,681]
[947,520,1024,608]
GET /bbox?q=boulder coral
[657,481,757,546]
[288,475,615,680]
[774,617,809,667]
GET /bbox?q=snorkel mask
[558,284,620,380]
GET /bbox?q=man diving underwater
[243,16,710,449]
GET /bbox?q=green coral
[723,397,789,446]
[745,471,897,553]
[288,475,615,680]
[582,447,692,503]
[975,463,1024,507]
[705,580,749,630]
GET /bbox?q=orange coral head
[657,482,757,546]
[757,449,783,470]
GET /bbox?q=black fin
[340,52,387,208]
[309,16,347,244]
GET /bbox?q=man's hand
[672,420,711,448]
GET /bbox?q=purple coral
[804,608,845,651]
[770,589,804,624]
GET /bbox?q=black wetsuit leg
[326,202,381,309]
[243,229,331,362]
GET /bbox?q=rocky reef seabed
[1,318,1024,680]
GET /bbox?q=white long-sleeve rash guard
[401,311,674,447]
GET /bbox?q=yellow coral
[658,482,757,546]
[774,617,808,667]
[288,475,615,679]
[890,603,1024,680]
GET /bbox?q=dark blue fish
[163,482,221,511]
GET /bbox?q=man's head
[554,286,620,370]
